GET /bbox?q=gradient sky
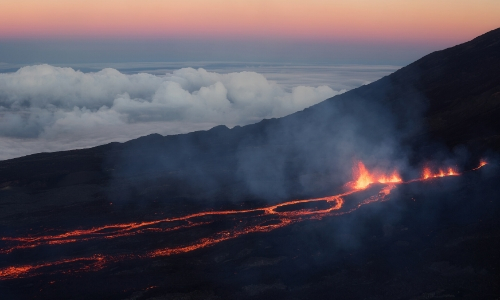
[1,0,499,41]
[1,0,499,64]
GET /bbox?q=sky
[1,0,498,41]
[1,0,499,64]
[0,0,499,160]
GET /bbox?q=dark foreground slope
[0,29,499,299]
[1,167,499,300]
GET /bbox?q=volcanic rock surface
[0,28,500,299]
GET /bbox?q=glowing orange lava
[472,159,488,170]
[347,161,402,190]
[0,159,489,280]
[422,166,460,179]
[0,255,108,280]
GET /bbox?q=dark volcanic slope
[1,28,499,201]
[0,29,499,300]
[391,28,500,150]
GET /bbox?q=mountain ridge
[0,28,499,201]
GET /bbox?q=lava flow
[0,160,488,280]
[472,159,488,170]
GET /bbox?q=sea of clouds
[0,65,345,159]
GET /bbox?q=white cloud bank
[0,65,342,160]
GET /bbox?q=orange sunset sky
[1,0,499,64]
[1,0,499,42]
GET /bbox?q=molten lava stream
[472,159,488,171]
[0,160,488,280]
[0,222,212,254]
[0,194,350,254]
[0,187,386,280]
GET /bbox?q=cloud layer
[0,65,341,159]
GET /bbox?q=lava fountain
[346,161,402,190]
[422,166,460,179]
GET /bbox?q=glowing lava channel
[0,160,488,280]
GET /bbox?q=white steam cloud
[0,65,342,160]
